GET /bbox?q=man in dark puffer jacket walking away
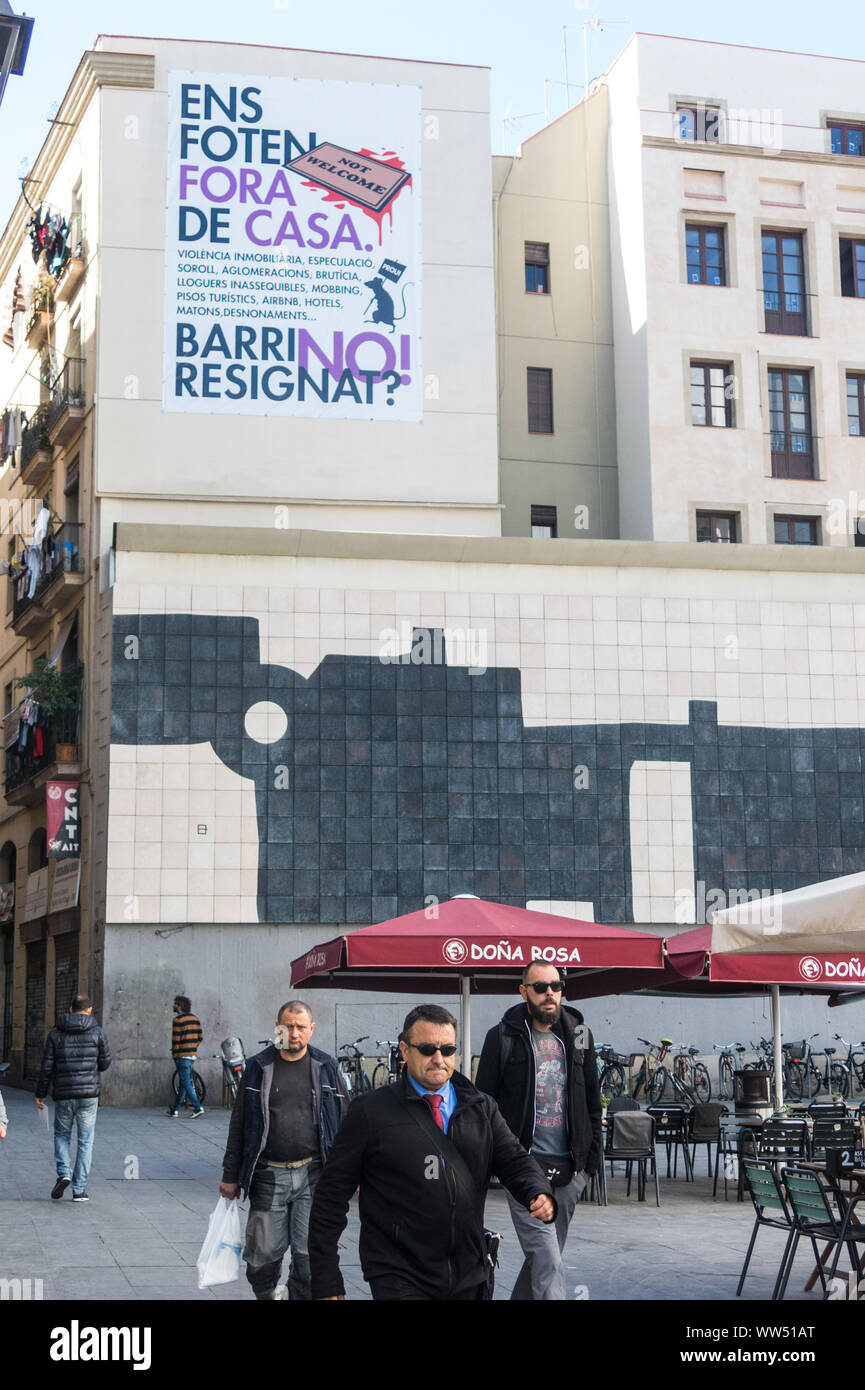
[35,993,112,1202]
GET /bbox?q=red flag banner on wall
[46,781,80,858]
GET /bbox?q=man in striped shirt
[167,995,204,1117]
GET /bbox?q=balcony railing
[19,406,53,481]
[4,706,79,796]
[770,432,818,480]
[11,521,84,625]
[48,357,85,440]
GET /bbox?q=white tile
[187,896,215,922]
[133,842,162,869]
[519,594,543,618]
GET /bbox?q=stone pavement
[0,1086,826,1301]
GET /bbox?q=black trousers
[369,1274,488,1301]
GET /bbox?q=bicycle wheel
[785,1062,804,1102]
[649,1066,668,1104]
[830,1063,850,1099]
[338,1062,354,1096]
[693,1063,711,1103]
[372,1062,390,1089]
[172,1069,206,1106]
[600,1064,625,1101]
[355,1062,372,1094]
[719,1056,734,1100]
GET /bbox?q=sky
[2,0,865,213]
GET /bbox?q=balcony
[54,217,86,304]
[770,432,818,480]
[25,289,55,351]
[4,708,81,807]
[48,357,85,447]
[18,406,53,491]
[11,522,85,634]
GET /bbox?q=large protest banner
[163,71,422,420]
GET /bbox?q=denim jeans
[172,1056,202,1111]
[54,1097,99,1196]
[243,1161,320,1299]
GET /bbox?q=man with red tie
[309,1003,555,1301]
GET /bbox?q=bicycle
[713,1041,746,1100]
[833,1033,865,1094]
[338,1036,372,1096]
[794,1034,850,1100]
[596,1043,627,1100]
[631,1037,673,1103]
[372,1039,403,1088]
[673,1043,712,1102]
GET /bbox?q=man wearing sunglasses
[475,962,602,1299]
[308,1002,556,1300]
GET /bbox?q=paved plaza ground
[0,1086,830,1302]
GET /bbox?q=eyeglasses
[407,1042,458,1057]
[527,980,564,995]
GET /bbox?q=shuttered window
[527,367,553,433]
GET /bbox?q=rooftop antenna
[562,11,629,113]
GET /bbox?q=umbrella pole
[771,985,783,1110]
[461,975,471,1079]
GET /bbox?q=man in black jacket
[475,962,602,1300]
[220,1000,349,1300]
[309,1003,555,1301]
[35,994,112,1203]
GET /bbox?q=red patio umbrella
[289,896,665,1062]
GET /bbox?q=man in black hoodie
[475,962,602,1300]
[309,1003,555,1300]
[35,994,112,1202]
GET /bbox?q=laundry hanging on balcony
[27,207,71,277]
[1,406,23,460]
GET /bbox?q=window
[27,827,47,873]
[527,367,553,434]
[846,374,865,435]
[769,369,814,478]
[690,362,733,427]
[762,231,807,334]
[829,121,865,156]
[774,516,818,545]
[525,242,550,294]
[685,224,726,286]
[531,505,557,538]
[676,104,721,143]
[696,511,739,543]
[840,238,865,298]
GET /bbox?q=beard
[526,993,562,1025]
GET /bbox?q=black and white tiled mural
[109,601,865,926]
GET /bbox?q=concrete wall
[99,920,865,1106]
[494,90,618,539]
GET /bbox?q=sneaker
[51,1177,70,1200]
[189,1108,205,1118]
[72,1192,90,1203]
[166,1109,180,1117]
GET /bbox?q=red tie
[424,1093,445,1131]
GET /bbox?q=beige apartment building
[497,32,865,549]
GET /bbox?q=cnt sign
[46,781,80,859]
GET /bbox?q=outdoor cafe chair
[780,1166,865,1301]
[605,1110,660,1206]
[647,1105,693,1180]
[810,1117,860,1162]
[757,1117,810,1169]
[738,1160,797,1300]
[808,1100,848,1120]
[688,1101,728,1194]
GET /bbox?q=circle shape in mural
[244,701,288,744]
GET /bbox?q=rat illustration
[363,277,411,333]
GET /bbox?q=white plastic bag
[39,1104,50,1131]
[197,1196,242,1289]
